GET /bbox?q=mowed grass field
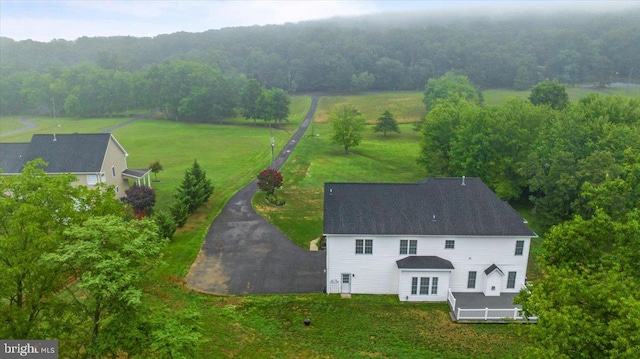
[8,86,637,358]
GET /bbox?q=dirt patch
[185,249,229,294]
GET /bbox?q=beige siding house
[0,133,151,198]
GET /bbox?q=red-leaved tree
[257,168,283,195]
[123,184,156,218]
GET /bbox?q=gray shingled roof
[0,143,30,173]
[323,178,536,236]
[0,134,117,174]
[396,256,455,270]
[484,264,504,276]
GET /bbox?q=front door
[341,273,351,293]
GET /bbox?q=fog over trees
[1,8,638,117]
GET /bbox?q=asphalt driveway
[186,96,326,294]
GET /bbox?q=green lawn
[315,92,426,124]
[0,116,131,142]
[254,121,425,248]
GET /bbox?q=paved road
[186,96,326,295]
[0,118,37,137]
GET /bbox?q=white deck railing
[447,288,456,311]
[447,290,537,322]
[456,307,533,321]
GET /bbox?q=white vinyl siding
[326,235,531,296]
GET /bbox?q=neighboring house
[324,177,537,319]
[0,133,151,198]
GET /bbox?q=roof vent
[53,134,57,142]
[432,215,436,222]
[461,176,466,186]
[329,188,333,195]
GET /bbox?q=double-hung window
[419,277,430,295]
[411,277,438,296]
[507,272,517,289]
[399,239,417,255]
[411,277,418,295]
[431,277,438,295]
[355,239,373,254]
[515,240,524,256]
[467,271,477,289]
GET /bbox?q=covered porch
[447,289,537,323]
[122,168,153,187]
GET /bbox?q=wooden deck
[448,290,537,323]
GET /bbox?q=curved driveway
[186,96,326,294]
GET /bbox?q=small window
[115,186,119,193]
[86,174,98,185]
[467,271,477,289]
[356,239,373,254]
[445,240,455,249]
[400,240,408,254]
[515,240,524,256]
[364,239,373,254]
[507,272,517,289]
[419,277,430,295]
[431,277,438,295]
[400,239,417,255]
[411,277,418,295]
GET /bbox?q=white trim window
[411,277,438,295]
[445,240,455,249]
[355,239,373,254]
[111,166,116,177]
[507,272,517,288]
[86,174,98,185]
[399,239,417,255]
[515,240,524,256]
[467,271,477,289]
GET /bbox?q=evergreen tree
[175,160,214,213]
[374,110,400,136]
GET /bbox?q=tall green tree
[529,79,569,110]
[330,105,366,153]
[423,71,483,111]
[175,160,214,213]
[240,78,264,123]
[518,211,640,358]
[374,110,400,137]
[46,215,166,359]
[0,159,122,340]
[255,87,290,125]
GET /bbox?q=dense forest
[1,8,639,117]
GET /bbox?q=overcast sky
[0,1,635,42]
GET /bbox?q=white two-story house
[324,177,536,303]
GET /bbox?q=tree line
[407,73,639,357]
[1,8,639,116]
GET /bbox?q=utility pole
[270,130,275,167]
